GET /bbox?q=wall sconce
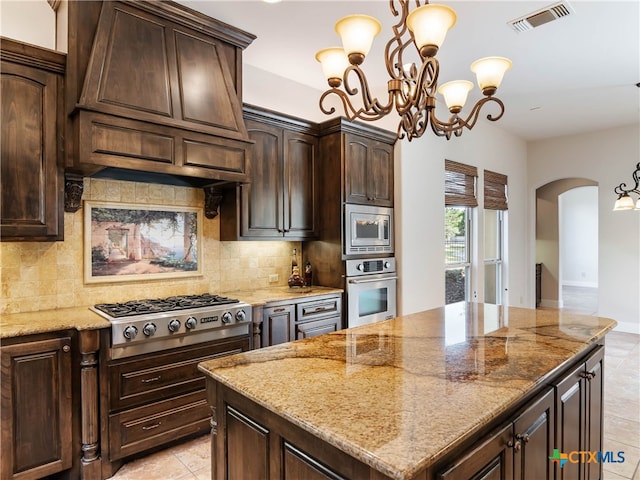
[613,162,640,211]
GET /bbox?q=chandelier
[315,1,512,141]
[613,162,640,211]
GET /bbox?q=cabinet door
[242,120,284,237]
[369,140,394,206]
[513,388,555,480]
[0,337,72,479]
[262,305,294,346]
[555,362,585,480]
[344,134,369,204]
[295,316,341,340]
[344,134,394,207]
[584,346,604,480]
[283,130,318,238]
[1,60,62,241]
[439,423,513,480]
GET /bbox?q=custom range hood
[64,0,255,217]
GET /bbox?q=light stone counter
[199,303,617,479]
[0,287,342,339]
[0,306,110,338]
[222,285,343,306]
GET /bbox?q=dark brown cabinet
[555,345,604,480]
[101,335,250,476]
[344,132,394,206]
[438,388,554,480]
[221,106,319,240]
[1,37,64,241]
[260,294,342,347]
[1,335,73,479]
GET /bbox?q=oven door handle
[348,276,398,284]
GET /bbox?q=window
[445,160,477,304]
[484,170,508,305]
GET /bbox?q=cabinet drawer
[295,316,341,340]
[109,390,210,461]
[296,297,341,323]
[109,337,248,411]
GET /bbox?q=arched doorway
[535,178,599,312]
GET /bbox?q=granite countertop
[0,306,110,338]
[198,303,617,480]
[0,286,343,339]
[226,285,343,307]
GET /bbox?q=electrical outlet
[269,274,279,283]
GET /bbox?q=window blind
[484,170,508,210]
[445,159,478,207]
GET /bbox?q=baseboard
[611,321,640,335]
[562,281,599,288]
[540,299,560,308]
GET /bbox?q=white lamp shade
[406,4,457,53]
[438,80,473,111]
[315,47,349,82]
[470,56,512,91]
[613,194,636,211]
[335,15,381,58]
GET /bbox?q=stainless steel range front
[92,293,252,359]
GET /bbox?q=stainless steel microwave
[344,204,394,256]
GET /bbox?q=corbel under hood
[64,0,256,217]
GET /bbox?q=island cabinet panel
[0,336,73,479]
[0,38,64,242]
[209,385,379,480]
[554,345,604,480]
[438,388,554,480]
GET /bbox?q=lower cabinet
[0,335,73,479]
[555,345,604,480]
[438,388,555,480]
[101,335,250,476]
[261,294,342,347]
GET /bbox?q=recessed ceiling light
[262,0,282,3]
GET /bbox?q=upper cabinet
[319,118,396,208]
[1,37,65,242]
[344,133,394,206]
[220,105,319,240]
[65,0,255,185]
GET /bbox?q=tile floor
[106,320,640,480]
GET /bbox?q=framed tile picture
[84,201,203,284]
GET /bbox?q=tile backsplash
[0,178,299,315]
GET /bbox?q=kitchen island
[198,303,617,480]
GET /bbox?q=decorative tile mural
[0,178,299,315]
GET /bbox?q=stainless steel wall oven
[346,257,397,327]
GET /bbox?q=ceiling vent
[508,1,574,33]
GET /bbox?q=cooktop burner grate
[94,293,240,318]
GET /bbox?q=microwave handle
[348,276,398,284]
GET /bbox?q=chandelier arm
[319,88,390,122]
[614,162,640,196]
[343,65,395,118]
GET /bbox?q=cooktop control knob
[185,317,197,330]
[143,323,157,337]
[236,310,246,322]
[123,325,138,340]
[221,312,233,324]
[168,319,181,332]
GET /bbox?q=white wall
[528,126,640,333]
[0,0,58,51]
[559,186,599,288]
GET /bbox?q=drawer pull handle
[141,376,161,383]
[313,307,327,312]
[142,422,161,431]
[273,308,286,313]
